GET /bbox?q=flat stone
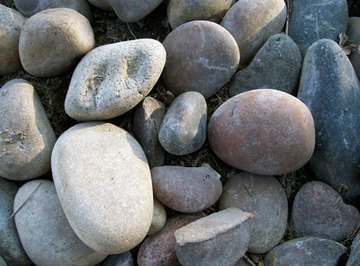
[230,33,302,96]
[158,91,207,155]
[175,208,254,266]
[292,181,360,241]
[208,89,315,175]
[51,122,153,254]
[221,0,286,66]
[87,0,112,11]
[0,5,26,75]
[162,20,240,98]
[14,180,107,266]
[347,17,360,80]
[0,79,56,180]
[264,237,346,266]
[297,39,360,199]
[148,198,167,235]
[347,232,360,266]
[19,8,95,77]
[65,39,166,121]
[288,0,348,56]
[102,252,133,266]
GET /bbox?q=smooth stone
[162,20,240,98]
[107,0,163,22]
[230,33,302,96]
[133,96,166,167]
[19,8,94,77]
[0,257,6,266]
[347,232,360,266]
[51,122,153,254]
[0,5,26,75]
[14,180,107,266]
[151,165,222,213]
[292,181,360,241]
[288,0,348,56]
[218,172,288,253]
[235,258,251,266]
[87,0,113,11]
[137,214,202,266]
[297,39,360,198]
[148,198,167,235]
[264,237,346,266]
[175,208,254,266]
[0,79,56,180]
[0,178,31,266]
[221,0,286,66]
[65,39,166,121]
[158,91,207,155]
[208,89,315,175]
[102,252,133,266]
[167,0,233,29]
[347,17,360,80]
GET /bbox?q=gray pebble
[148,198,167,235]
[347,17,360,80]
[87,0,112,11]
[102,252,133,266]
[347,232,360,266]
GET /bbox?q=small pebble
[88,0,113,11]
[148,198,167,235]
[347,232,360,266]
[102,252,133,266]
[348,17,360,80]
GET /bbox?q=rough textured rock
[14,180,107,266]
[162,20,240,98]
[219,172,288,253]
[65,39,166,121]
[175,208,254,266]
[51,122,153,254]
[347,17,360,80]
[264,237,346,266]
[0,178,31,266]
[288,0,348,55]
[230,33,302,96]
[0,5,26,75]
[297,39,360,198]
[158,91,207,155]
[221,0,287,66]
[19,8,94,77]
[208,89,315,175]
[148,198,167,235]
[0,79,56,181]
[167,0,233,29]
[133,96,166,167]
[292,181,360,241]
[87,0,112,11]
[102,252,133,266]
[151,165,222,213]
[347,232,360,266]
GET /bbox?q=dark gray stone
[297,39,360,199]
[347,232,360,266]
[288,0,348,56]
[102,252,133,266]
[347,17,360,80]
[230,33,302,96]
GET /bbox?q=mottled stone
[19,8,94,77]
[297,39,360,198]
[162,20,240,98]
[208,89,315,175]
[65,39,166,121]
[102,252,133,266]
[230,33,302,96]
[88,0,112,11]
[148,198,167,235]
[51,122,153,254]
[347,17,360,80]
[347,232,360,266]
[221,0,287,66]
[292,181,360,241]
[0,79,56,181]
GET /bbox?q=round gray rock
[65,39,166,121]
[348,17,360,80]
[51,122,153,254]
[347,232,360,266]
[102,252,133,266]
[148,198,167,235]
[0,79,56,180]
[87,0,112,11]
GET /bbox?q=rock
[265,237,346,266]
[19,8,94,77]
[347,232,360,266]
[292,181,360,241]
[167,0,233,29]
[107,0,163,22]
[235,258,251,266]
[288,0,348,56]
[137,214,202,266]
[218,172,288,253]
[221,0,287,66]
[158,91,207,155]
[0,5,26,75]
[87,0,113,11]
[65,39,166,121]
[148,198,167,235]
[0,79,56,181]
[133,96,166,167]
[151,165,222,213]
[102,252,133,266]
[297,39,360,198]
[208,89,315,175]
[347,17,360,80]
[162,20,240,98]
[14,180,107,266]
[175,208,254,266]
[51,122,153,254]
[230,33,302,96]
[0,257,6,266]
[0,178,31,266]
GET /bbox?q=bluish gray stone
[347,17,360,80]
[347,232,360,266]
[297,39,360,199]
[0,256,6,266]
[102,252,133,266]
